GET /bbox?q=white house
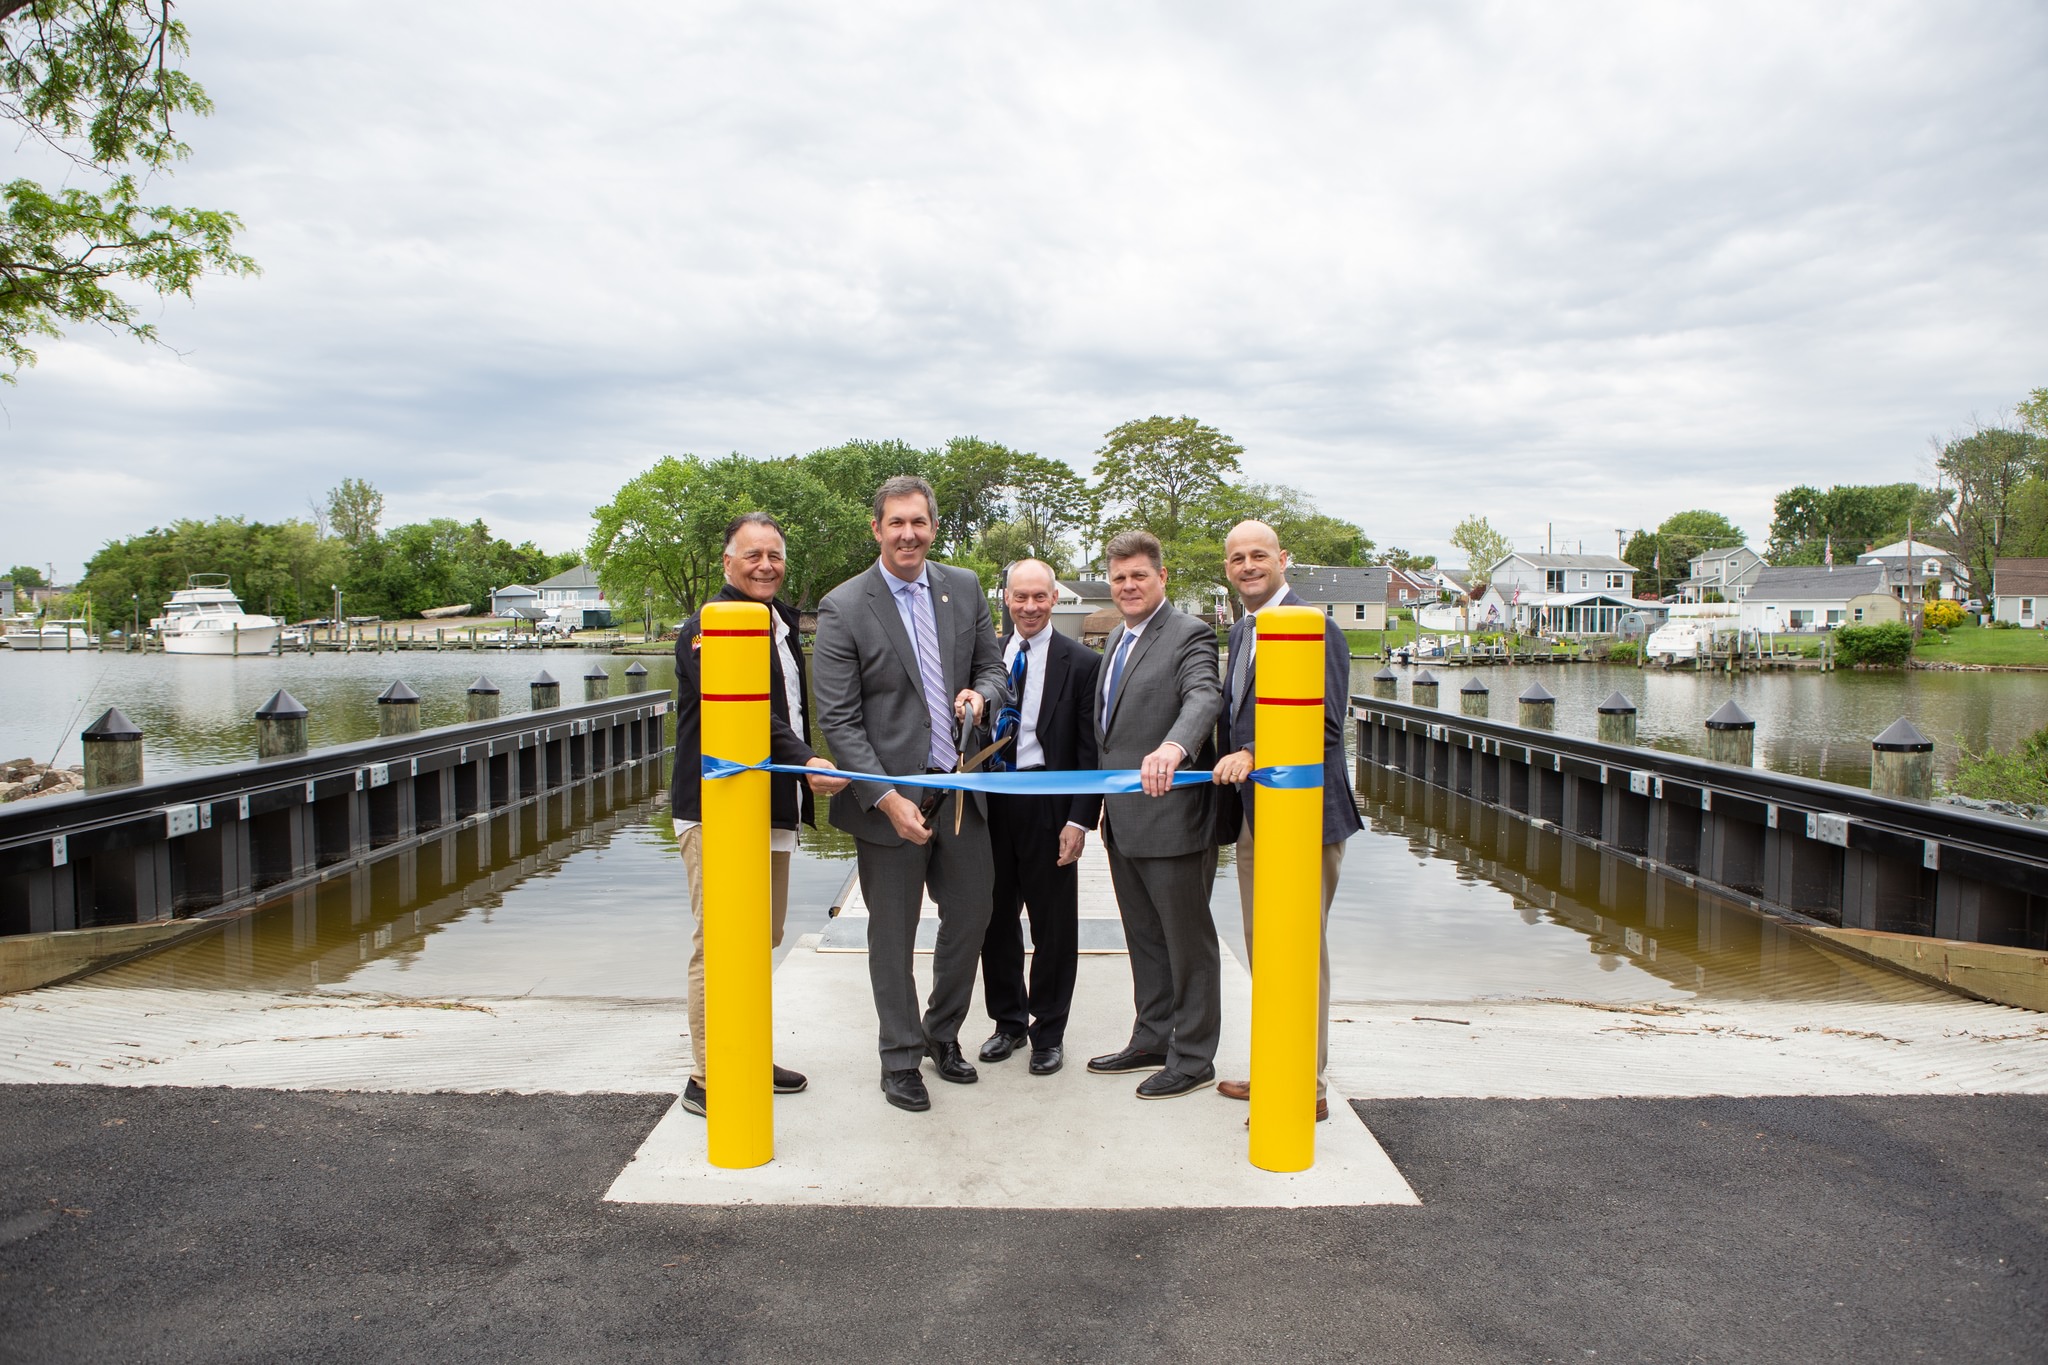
[1677,546,1765,603]
[1856,538,1962,601]
[1479,552,1640,634]
[1991,558,2048,626]
[1737,565,1902,633]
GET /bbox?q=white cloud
[4,0,2044,578]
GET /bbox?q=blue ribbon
[701,756,1322,793]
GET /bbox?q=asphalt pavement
[4,1085,2042,1364]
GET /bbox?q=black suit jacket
[1215,587,1365,847]
[996,626,1103,833]
[671,583,817,830]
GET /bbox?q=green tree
[1091,415,1244,544]
[341,518,570,618]
[1934,424,2047,596]
[6,563,46,587]
[78,516,344,623]
[587,455,755,621]
[1766,482,1948,565]
[1448,515,1513,585]
[930,436,1017,554]
[1003,452,1096,567]
[1623,509,1746,597]
[325,477,384,549]
[1,0,255,380]
[1382,547,1438,571]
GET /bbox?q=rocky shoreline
[0,758,86,803]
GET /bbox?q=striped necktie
[992,644,1027,770]
[909,581,957,769]
[1100,628,1137,728]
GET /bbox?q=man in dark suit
[1086,529,1225,1100]
[671,512,849,1119]
[1210,519,1364,1121]
[812,475,1010,1113]
[975,559,1102,1078]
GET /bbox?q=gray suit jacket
[813,559,1009,846]
[1095,602,1223,859]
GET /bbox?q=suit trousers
[1104,833,1221,1074]
[679,824,791,1086]
[1234,815,1345,1099]
[854,795,996,1071]
[979,789,1080,1048]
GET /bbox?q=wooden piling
[255,689,310,760]
[624,661,650,694]
[1518,682,1555,731]
[1596,690,1638,745]
[1411,670,1440,708]
[1705,699,1755,767]
[583,663,611,702]
[1371,666,1397,701]
[531,670,561,711]
[81,707,143,789]
[467,675,501,722]
[1460,676,1489,718]
[377,680,422,736]
[1871,717,1934,801]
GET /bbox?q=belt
[1016,765,1047,772]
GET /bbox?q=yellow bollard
[700,599,775,1167]
[1248,604,1325,1172]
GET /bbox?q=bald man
[975,560,1102,1076]
[1210,520,1362,1120]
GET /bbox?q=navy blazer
[996,625,1103,833]
[671,583,817,830]
[1216,587,1364,847]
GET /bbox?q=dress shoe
[1135,1066,1216,1100]
[679,1078,707,1117]
[925,1039,979,1084]
[1028,1045,1063,1076]
[1217,1079,1250,1101]
[773,1064,808,1094]
[881,1068,930,1112]
[1240,1098,1334,1124]
[1086,1046,1169,1074]
[978,1031,1028,1064]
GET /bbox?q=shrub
[1922,600,1966,630]
[1949,726,2048,806]
[1607,640,1641,663]
[1832,621,1912,667]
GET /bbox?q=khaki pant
[680,823,791,1085]
[1234,816,1345,1099]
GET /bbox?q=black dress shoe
[881,1068,930,1112]
[1135,1066,1216,1100]
[978,1031,1028,1064]
[1028,1045,1063,1076]
[1086,1045,1169,1074]
[925,1039,979,1084]
[772,1064,808,1094]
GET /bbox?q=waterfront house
[1856,538,1963,602]
[490,583,540,618]
[1677,546,1764,603]
[1477,552,1639,634]
[1383,566,1439,609]
[0,580,12,616]
[534,565,613,629]
[1287,565,1390,630]
[1736,565,1900,633]
[1991,558,2048,626]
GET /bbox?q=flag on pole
[1824,534,1833,567]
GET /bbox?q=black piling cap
[1519,682,1556,704]
[1373,665,1398,682]
[583,663,610,681]
[1705,699,1755,731]
[376,680,421,704]
[1461,676,1489,694]
[531,670,558,687]
[254,689,309,720]
[80,706,141,741]
[624,661,649,676]
[1597,690,1637,714]
[1414,670,1439,686]
[467,675,500,695]
[1872,717,1934,753]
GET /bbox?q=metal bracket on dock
[1923,839,1941,870]
[50,835,66,867]
[1628,771,1651,796]
[1807,812,1851,847]
[163,804,201,839]
[367,764,390,789]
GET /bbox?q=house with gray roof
[1991,558,2048,626]
[1476,552,1640,635]
[1736,565,1900,633]
[1857,537,1964,602]
[1677,546,1764,603]
[1285,565,1389,630]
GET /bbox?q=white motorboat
[2,618,95,650]
[155,575,280,656]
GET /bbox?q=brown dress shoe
[1217,1079,1250,1101]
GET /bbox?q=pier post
[1371,665,1397,701]
[1871,718,1934,801]
[255,690,310,760]
[624,661,650,694]
[530,670,560,711]
[700,599,774,1168]
[1411,670,1440,708]
[1249,604,1323,1173]
[583,663,611,702]
[1518,682,1555,731]
[1597,691,1638,745]
[1705,700,1755,767]
[467,676,501,722]
[376,680,422,736]
[81,707,143,789]
[1460,676,1489,718]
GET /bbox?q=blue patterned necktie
[1100,628,1137,728]
[992,643,1027,770]
[909,581,957,769]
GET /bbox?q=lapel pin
[941,594,949,603]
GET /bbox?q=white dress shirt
[1005,624,1053,769]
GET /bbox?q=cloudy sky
[7,0,2046,581]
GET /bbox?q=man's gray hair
[872,474,937,523]
[1104,529,1163,573]
[723,510,785,551]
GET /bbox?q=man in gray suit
[1209,519,1364,1122]
[1086,529,1225,1099]
[813,474,1010,1113]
